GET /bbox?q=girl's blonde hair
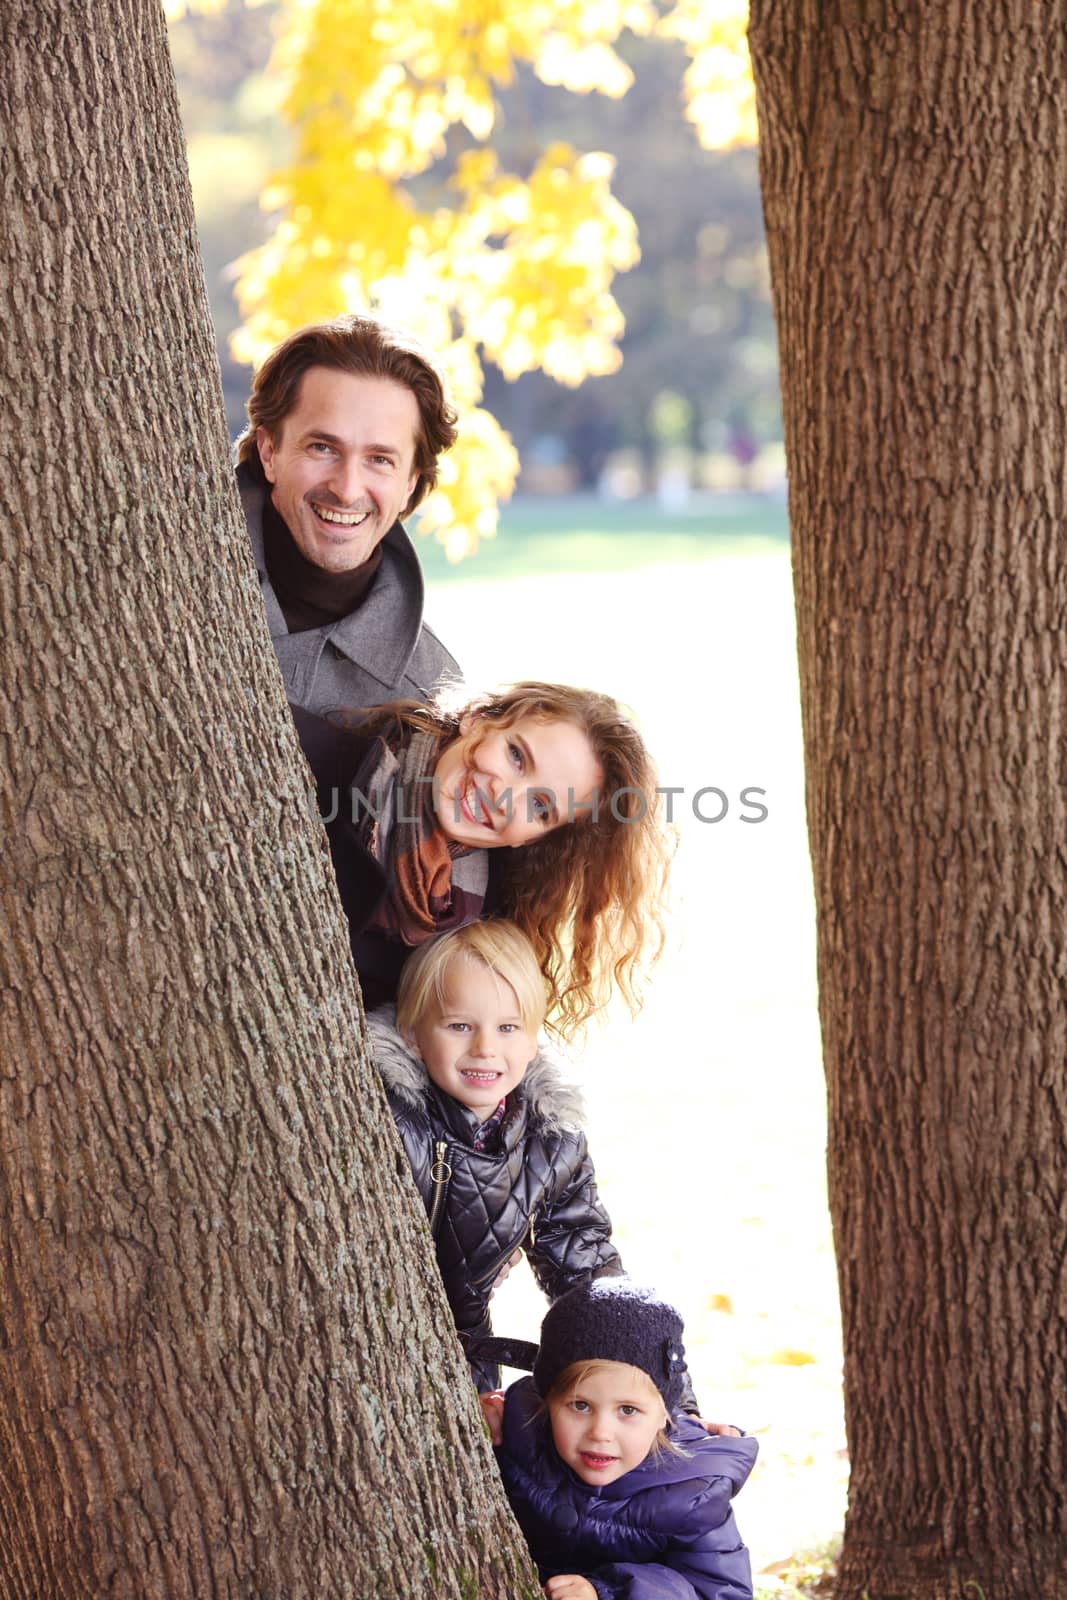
[359,682,673,1038]
[542,1360,687,1460]
[395,920,549,1036]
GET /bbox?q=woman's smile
[459,775,499,831]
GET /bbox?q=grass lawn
[415,490,790,585]
[423,493,847,1592]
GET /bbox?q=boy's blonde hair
[396,921,550,1037]
[542,1360,687,1459]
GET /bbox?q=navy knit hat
[532,1279,688,1410]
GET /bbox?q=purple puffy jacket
[496,1378,758,1600]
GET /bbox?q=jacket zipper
[473,1207,538,1287]
[428,1141,452,1237]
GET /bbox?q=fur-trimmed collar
[366,1006,585,1135]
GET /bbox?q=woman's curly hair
[357,682,673,1037]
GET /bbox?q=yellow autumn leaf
[450,144,637,383]
[414,408,520,560]
[657,0,758,150]
[225,0,650,553]
[767,1348,818,1367]
[535,36,635,97]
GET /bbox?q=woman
[293,682,670,1034]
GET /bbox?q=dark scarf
[355,726,489,947]
[263,495,383,632]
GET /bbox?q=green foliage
[650,389,694,446]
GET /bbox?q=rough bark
[0,2,539,1595]
[749,4,1067,1598]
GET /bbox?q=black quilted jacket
[367,1007,622,1389]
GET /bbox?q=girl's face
[411,957,536,1120]
[548,1363,667,1485]
[433,713,603,850]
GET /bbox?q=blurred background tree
[167,0,773,555]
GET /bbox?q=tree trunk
[0,3,539,1595]
[749,5,1067,1598]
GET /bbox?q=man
[234,314,460,714]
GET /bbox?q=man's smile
[309,498,371,528]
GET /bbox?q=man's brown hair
[234,314,459,517]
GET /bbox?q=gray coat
[239,462,460,715]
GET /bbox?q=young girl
[480,1280,758,1600]
[292,681,669,1027]
[366,919,625,1394]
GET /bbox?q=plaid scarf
[356,726,489,947]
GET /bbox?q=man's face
[256,366,420,573]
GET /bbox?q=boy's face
[548,1363,667,1485]
[411,957,536,1120]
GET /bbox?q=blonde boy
[367,921,622,1392]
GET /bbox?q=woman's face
[433,712,603,850]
